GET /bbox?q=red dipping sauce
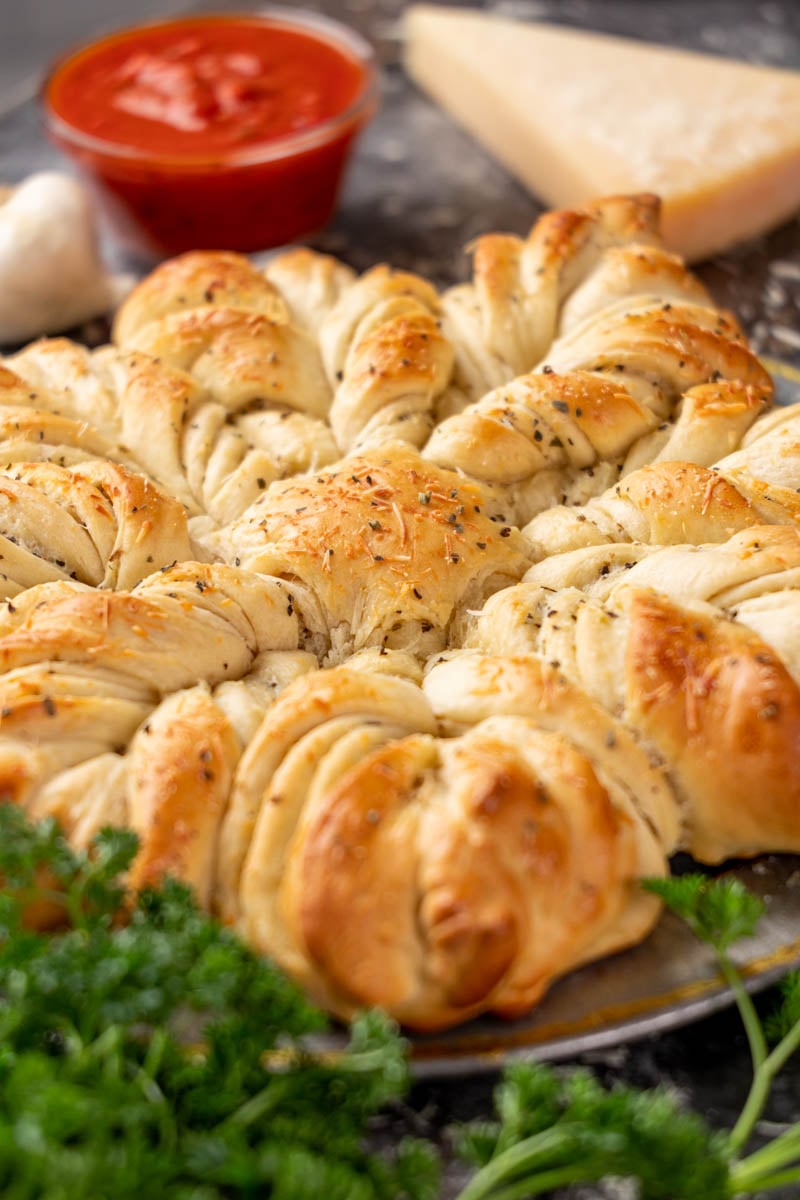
[43,10,378,257]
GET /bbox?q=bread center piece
[213,442,531,660]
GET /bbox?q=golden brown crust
[126,687,240,906]
[321,266,454,451]
[0,460,191,594]
[5,339,122,436]
[116,350,339,523]
[210,443,531,659]
[438,195,669,412]
[467,194,663,372]
[596,525,800,608]
[525,461,761,558]
[220,665,437,930]
[547,301,765,391]
[113,250,289,344]
[0,563,300,691]
[219,659,664,1030]
[559,243,710,332]
[467,551,800,865]
[0,417,127,470]
[523,379,783,558]
[423,652,679,852]
[0,665,152,803]
[297,732,512,1022]
[425,371,661,491]
[623,379,770,470]
[290,717,658,1028]
[121,308,330,419]
[624,589,800,862]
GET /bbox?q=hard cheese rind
[404,5,800,261]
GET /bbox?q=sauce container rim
[41,6,379,169]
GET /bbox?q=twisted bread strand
[114,351,339,524]
[0,562,302,688]
[522,524,800,612]
[0,460,192,595]
[716,400,800,493]
[0,662,154,809]
[523,382,800,559]
[0,365,159,491]
[263,246,356,333]
[425,301,770,523]
[103,253,341,522]
[9,330,335,528]
[0,353,337,528]
[423,652,679,853]
[0,561,318,895]
[523,455,798,562]
[113,245,356,342]
[320,266,454,452]
[424,194,768,513]
[217,666,437,927]
[437,193,713,415]
[471,525,800,682]
[119,309,329,421]
[112,250,290,343]
[116,297,337,523]
[522,525,800,683]
[466,530,800,863]
[219,659,665,1029]
[24,684,240,907]
[5,339,122,437]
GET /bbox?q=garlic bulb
[0,173,133,345]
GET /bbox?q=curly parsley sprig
[453,873,800,1200]
[0,805,438,1200]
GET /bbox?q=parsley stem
[730,1124,800,1188]
[479,1166,592,1200]
[455,1128,577,1200]
[720,950,769,1152]
[142,1026,168,1079]
[738,1166,800,1192]
[223,1078,290,1129]
[728,1009,800,1153]
[87,1023,122,1061]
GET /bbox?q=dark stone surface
[2,2,800,1196]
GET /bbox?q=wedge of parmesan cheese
[404,5,800,261]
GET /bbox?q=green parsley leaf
[0,807,437,1200]
[643,874,765,951]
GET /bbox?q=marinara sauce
[44,13,377,256]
